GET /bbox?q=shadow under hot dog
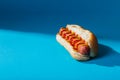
[84,44,120,67]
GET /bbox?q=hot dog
[56,24,98,61]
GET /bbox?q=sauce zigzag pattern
[59,28,90,55]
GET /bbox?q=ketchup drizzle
[59,28,87,51]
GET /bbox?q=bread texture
[56,24,98,61]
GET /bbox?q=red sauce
[59,28,89,54]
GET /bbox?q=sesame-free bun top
[66,24,98,57]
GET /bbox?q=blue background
[0,0,120,80]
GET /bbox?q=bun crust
[56,24,98,61]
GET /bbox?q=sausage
[78,45,90,55]
[59,27,90,55]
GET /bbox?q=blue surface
[0,0,120,80]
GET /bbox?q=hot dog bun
[56,24,98,61]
